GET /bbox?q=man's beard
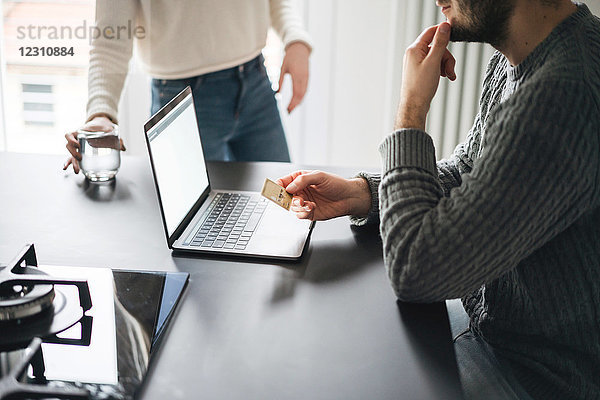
[450,0,516,47]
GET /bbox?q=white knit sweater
[87,0,312,122]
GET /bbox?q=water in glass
[78,127,121,182]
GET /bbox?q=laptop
[143,86,314,260]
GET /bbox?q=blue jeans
[151,55,290,162]
[446,299,534,400]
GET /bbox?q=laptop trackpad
[248,203,312,257]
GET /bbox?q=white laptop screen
[146,93,209,237]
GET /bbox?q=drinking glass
[77,125,121,182]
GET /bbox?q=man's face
[437,0,517,47]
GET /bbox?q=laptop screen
[145,91,209,238]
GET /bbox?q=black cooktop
[0,244,189,400]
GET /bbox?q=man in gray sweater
[278,1,599,399]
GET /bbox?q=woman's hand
[278,42,311,113]
[63,115,125,173]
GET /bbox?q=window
[22,82,55,126]
[1,0,94,154]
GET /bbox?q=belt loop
[235,65,246,119]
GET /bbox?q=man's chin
[449,27,481,43]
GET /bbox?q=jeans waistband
[236,54,264,72]
[200,54,264,78]
[153,54,265,85]
[205,54,264,76]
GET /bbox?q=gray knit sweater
[354,4,600,399]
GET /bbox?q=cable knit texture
[87,0,312,122]
[349,172,381,226]
[357,4,600,399]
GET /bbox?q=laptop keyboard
[188,193,268,250]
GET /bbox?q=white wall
[275,0,417,168]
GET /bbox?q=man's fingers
[293,201,315,220]
[408,23,451,62]
[442,49,457,80]
[275,178,286,187]
[286,170,326,194]
[291,197,314,219]
[295,211,313,220]
[415,25,439,48]
[277,170,314,190]
[292,197,305,208]
[439,49,456,80]
[276,173,300,188]
[427,22,451,60]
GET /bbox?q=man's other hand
[396,22,456,131]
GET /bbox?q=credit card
[261,178,293,210]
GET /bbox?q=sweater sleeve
[437,52,506,196]
[378,78,598,302]
[269,0,312,50]
[349,140,471,226]
[86,0,137,123]
[436,159,461,197]
[349,124,477,225]
[436,124,481,196]
[349,172,381,226]
[350,69,491,224]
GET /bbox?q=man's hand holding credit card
[261,178,293,210]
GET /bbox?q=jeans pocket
[151,79,190,112]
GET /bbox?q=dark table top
[0,152,463,400]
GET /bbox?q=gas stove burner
[0,268,55,322]
[0,244,93,351]
[0,243,189,400]
[0,338,89,400]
